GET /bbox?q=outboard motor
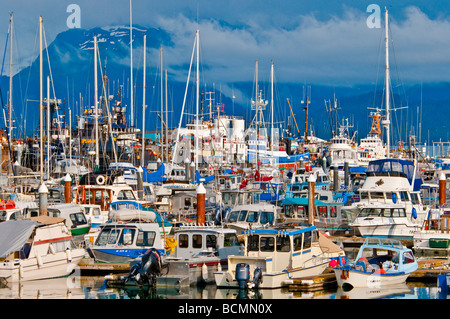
[252,267,263,288]
[235,263,250,289]
[125,248,162,286]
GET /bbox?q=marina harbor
[2,1,450,301]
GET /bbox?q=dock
[78,258,130,274]
[287,259,450,291]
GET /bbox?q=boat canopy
[366,159,422,191]
[143,163,167,183]
[281,197,341,207]
[243,225,316,236]
[0,219,38,258]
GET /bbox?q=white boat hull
[352,222,420,239]
[334,268,411,289]
[0,249,85,282]
[214,261,329,289]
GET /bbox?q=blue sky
[2,0,450,91]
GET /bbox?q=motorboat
[343,158,426,238]
[333,237,418,289]
[0,216,86,282]
[24,203,91,238]
[164,224,244,285]
[214,225,345,289]
[223,203,279,234]
[349,203,421,239]
[279,197,354,235]
[413,206,450,257]
[88,201,172,263]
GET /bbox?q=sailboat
[345,7,426,239]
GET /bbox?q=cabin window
[402,251,415,264]
[297,206,305,218]
[117,190,135,200]
[260,236,274,252]
[303,231,312,249]
[259,211,274,225]
[359,208,382,217]
[224,233,240,247]
[284,205,294,218]
[70,212,87,226]
[248,235,259,251]
[317,206,327,218]
[96,228,121,245]
[247,211,258,222]
[276,236,291,252]
[238,210,248,222]
[10,211,23,220]
[192,234,203,249]
[360,192,369,200]
[392,209,402,217]
[293,234,303,251]
[330,206,337,218]
[228,211,240,222]
[118,228,136,245]
[206,235,217,249]
[411,193,420,205]
[370,192,385,200]
[223,193,230,205]
[93,207,101,216]
[399,191,409,202]
[94,190,103,204]
[179,234,189,248]
[136,231,156,246]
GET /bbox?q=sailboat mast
[160,46,164,162]
[195,29,199,172]
[47,76,50,176]
[141,34,146,167]
[8,13,12,151]
[270,61,274,157]
[129,0,134,127]
[94,35,99,169]
[39,16,44,182]
[384,7,391,158]
[165,69,168,162]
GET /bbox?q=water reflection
[0,276,448,299]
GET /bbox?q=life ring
[96,175,106,185]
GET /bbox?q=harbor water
[0,274,447,300]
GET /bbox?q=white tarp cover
[0,219,38,258]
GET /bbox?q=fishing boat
[80,204,108,232]
[164,224,243,285]
[223,203,279,234]
[357,110,387,166]
[214,225,345,289]
[88,201,172,263]
[279,197,354,235]
[343,158,426,238]
[24,203,91,237]
[349,203,422,239]
[413,205,450,257]
[333,237,418,289]
[0,216,86,282]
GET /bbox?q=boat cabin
[224,203,278,233]
[90,222,165,263]
[24,204,90,236]
[75,184,137,211]
[172,226,243,263]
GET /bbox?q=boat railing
[422,217,450,233]
[179,222,217,228]
[363,237,403,248]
